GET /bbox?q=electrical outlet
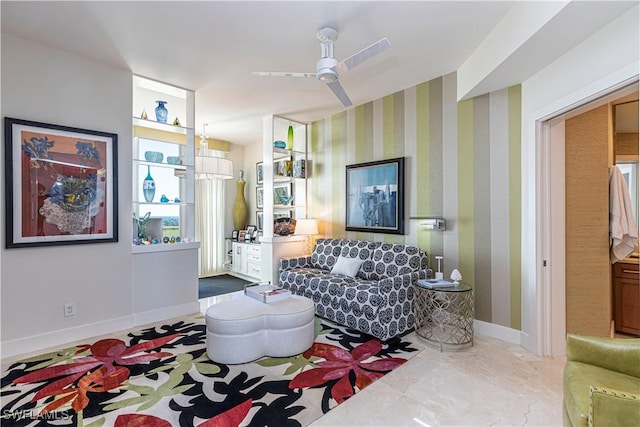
[64,303,76,317]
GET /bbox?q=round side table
[412,281,474,352]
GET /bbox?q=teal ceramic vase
[142,166,156,202]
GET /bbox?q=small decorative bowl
[273,140,287,149]
[166,156,182,165]
[144,151,164,162]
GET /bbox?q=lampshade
[195,155,234,180]
[195,123,234,180]
[294,218,318,235]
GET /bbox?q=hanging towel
[609,165,639,263]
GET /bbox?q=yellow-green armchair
[563,334,640,426]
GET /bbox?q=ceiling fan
[253,27,390,107]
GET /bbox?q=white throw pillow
[330,256,364,277]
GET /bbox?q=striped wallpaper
[309,75,522,330]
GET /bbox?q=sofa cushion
[564,361,640,427]
[371,243,426,280]
[280,267,327,296]
[311,239,380,278]
[331,256,364,277]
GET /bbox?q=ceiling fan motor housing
[316,57,338,82]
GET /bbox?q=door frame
[535,80,638,356]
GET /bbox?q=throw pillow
[331,256,364,277]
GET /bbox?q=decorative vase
[233,170,248,230]
[155,100,168,123]
[133,211,151,240]
[287,125,294,150]
[142,165,156,202]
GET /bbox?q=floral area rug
[1,315,423,426]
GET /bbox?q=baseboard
[474,319,522,345]
[1,302,201,361]
[133,302,200,327]
[1,315,134,360]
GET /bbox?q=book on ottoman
[245,283,292,303]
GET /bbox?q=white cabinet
[232,242,262,280]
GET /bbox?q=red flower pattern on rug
[289,340,407,403]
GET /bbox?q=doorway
[539,82,639,356]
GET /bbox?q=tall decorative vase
[286,125,294,150]
[142,165,156,202]
[155,100,168,123]
[233,170,248,230]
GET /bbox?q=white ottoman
[205,294,315,364]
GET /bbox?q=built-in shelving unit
[260,115,309,284]
[131,76,196,252]
[130,76,200,320]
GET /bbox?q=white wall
[0,34,199,358]
[520,5,639,355]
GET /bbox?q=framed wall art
[256,211,263,231]
[274,182,293,206]
[256,161,264,185]
[256,187,264,209]
[4,117,119,248]
[345,157,404,235]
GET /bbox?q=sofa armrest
[590,386,640,427]
[279,256,313,273]
[566,334,640,378]
[378,269,430,293]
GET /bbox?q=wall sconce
[420,218,446,231]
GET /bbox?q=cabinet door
[614,278,640,335]
[232,243,247,275]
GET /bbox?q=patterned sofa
[279,238,431,341]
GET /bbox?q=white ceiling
[1,1,637,145]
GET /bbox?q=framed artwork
[256,162,264,185]
[256,187,264,209]
[274,182,293,205]
[256,211,263,231]
[231,230,239,241]
[4,117,118,248]
[345,157,405,235]
[274,210,293,220]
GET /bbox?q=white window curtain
[196,177,226,277]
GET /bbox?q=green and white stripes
[309,77,522,330]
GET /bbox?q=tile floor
[201,292,567,427]
[2,293,566,427]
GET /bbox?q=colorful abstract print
[1,317,421,426]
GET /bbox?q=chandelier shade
[195,154,234,180]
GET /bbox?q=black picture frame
[345,157,405,235]
[256,211,263,231]
[4,117,119,248]
[256,162,264,185]
[256,187,263,209]
[232,230,239,241]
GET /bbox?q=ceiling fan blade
[252,71,316,78]
[326,80,352,107]
[333,38,390,75]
